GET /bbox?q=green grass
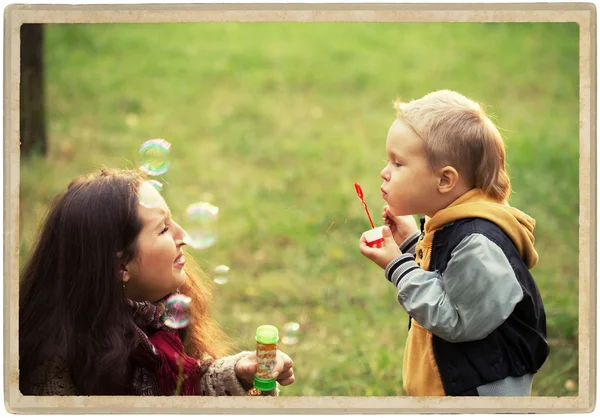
[20,22,579,396]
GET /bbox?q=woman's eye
[159,226,169,235]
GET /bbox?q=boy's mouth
[381,188,388,199]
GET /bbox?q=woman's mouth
[174,253,185,268]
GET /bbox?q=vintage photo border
[4,2,596,413]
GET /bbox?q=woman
[19,168,295,396]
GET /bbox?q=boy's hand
[359,226,402,269]
[382,205,419,245]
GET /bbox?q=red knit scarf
[125,295,212,396]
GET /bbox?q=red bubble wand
[354,183,375,229]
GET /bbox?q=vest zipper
[429,227,448,395]
[409,217,427,331]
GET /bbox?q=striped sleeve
[399,231,420,255]
[384,253,421,286]
[384,233,524,343]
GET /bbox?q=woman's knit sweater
[26,350,274,396]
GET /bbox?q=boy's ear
[437,166,459,194]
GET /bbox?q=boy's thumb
[382,226,393,238]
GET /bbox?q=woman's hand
[382,205,419,245]
[235,350,295,390]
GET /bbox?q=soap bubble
[163,294,192,329]
[281,322,300,345]
[147,179,163,192]
[139,139,171,176]
[183,202,219,249]
[138,180,164,208]
[213,265,230,285]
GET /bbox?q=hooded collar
[422,188,538,269]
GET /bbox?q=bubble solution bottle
[253,325,279,393]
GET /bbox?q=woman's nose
[172,221,188,246]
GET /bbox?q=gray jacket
[386,230,535,395]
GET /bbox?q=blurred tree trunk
[20,24,46,157]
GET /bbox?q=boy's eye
[384,158,402,167]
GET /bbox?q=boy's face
[380,119,441,217]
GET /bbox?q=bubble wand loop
[354,183,375,229]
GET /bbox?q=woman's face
[122,181,188,303]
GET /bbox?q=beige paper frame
[4,2,596,414]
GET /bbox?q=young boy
[360,90,549,396]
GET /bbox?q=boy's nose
[380,166,389,180]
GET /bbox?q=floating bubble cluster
[138,180,165,208]
[163,293,192,329]
[213,265,230,285]
[139,139,171,176]
[183,202,219,250]
[147,179,164,192]
[281,322,300,345]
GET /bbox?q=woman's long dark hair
[20,168,232,395]
[20,168,144,394]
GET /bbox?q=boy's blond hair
[393,90,511,202]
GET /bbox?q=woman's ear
[116,251,130,283]
[437,166,459,194]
